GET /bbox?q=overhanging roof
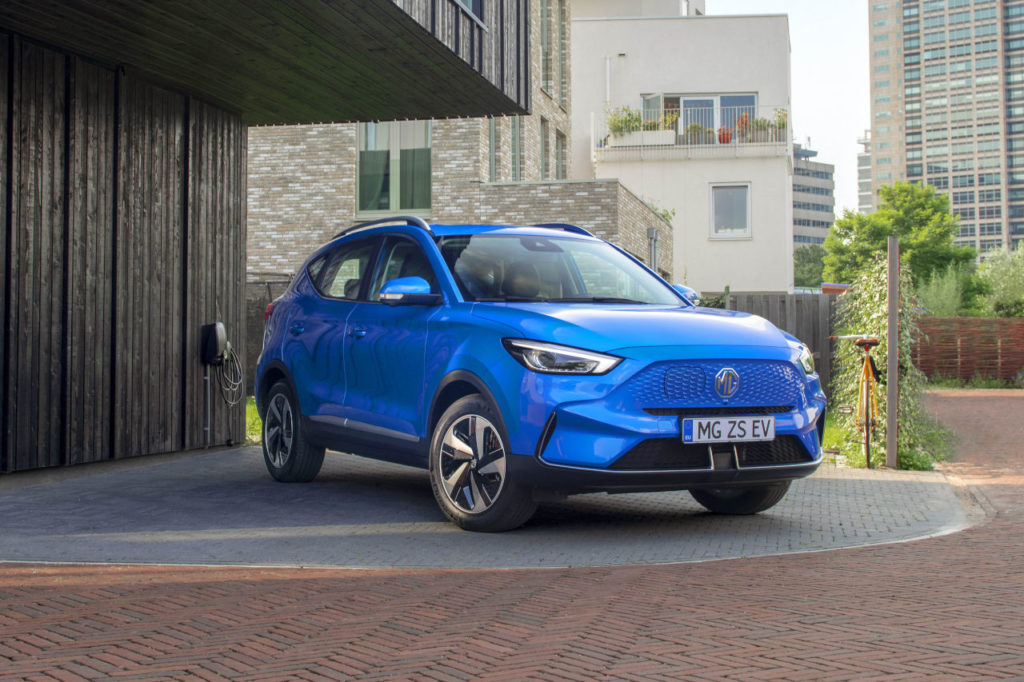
[0,0,527,125]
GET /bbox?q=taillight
[264,303,274,322]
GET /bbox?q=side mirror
[672,284,700,306]
[378,277,443,306]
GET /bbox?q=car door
[287,236,380,421]
[342,234,442,443]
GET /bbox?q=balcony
[592,105,791,162]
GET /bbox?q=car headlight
[502,339,622,375]
[796,345,815,375]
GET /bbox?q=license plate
[682,416,775,443]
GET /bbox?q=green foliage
[830,257,953,469]
[977,244,1024,317]
[793,244,826,288]
[605,106,642,134]
[823,182,975,285]
[246,396,262,444]
[928,374,1020,389]
[917,263,963,317]
[644,200,676,224]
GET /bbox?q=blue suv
[255,217,826,531]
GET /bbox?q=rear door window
[308,237,381,300]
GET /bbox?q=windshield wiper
[548,296,646,304]
[474,296,550,302]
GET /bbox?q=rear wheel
[428,395,537,532]
[262,381,324,482]
[689,482,791,515]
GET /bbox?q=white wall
[570,14,792,176]
[569,9,794,293]
[598,155,793,293]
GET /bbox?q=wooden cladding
[1,35,245,473]
[913,317,1024,381]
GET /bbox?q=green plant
[830,257,953,469]
[246,396,262,444]
[605,106,642,135]
[644,199,676,224]
[772,108,788,130]
[917,263,964,317]
[642,110,679,131]
[751,117,771,130]
[978,244,1024,317]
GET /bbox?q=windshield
[438,234,682,305]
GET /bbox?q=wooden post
[887,236,899,469]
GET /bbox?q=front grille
[624,360,806,409]
[609,435,813,471]
[644,405,793,417]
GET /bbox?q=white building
[570,1,794,293]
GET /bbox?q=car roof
[428,223,595,239]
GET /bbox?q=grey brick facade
[246,0,672,280]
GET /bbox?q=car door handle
[289,322,305,336]
[349,326,367,338]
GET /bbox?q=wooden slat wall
[393,0,527,108]
[6,38,67,471]
[66,56,115,465]
[114,75,186,459]
[913,317,1024,381]
[1,32,245,472]
[0,33,8,472]
[184,99,246,449]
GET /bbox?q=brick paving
[1,389,1022,680]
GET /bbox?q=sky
[706,0,870,214]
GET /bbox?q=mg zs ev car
[255,216,826,532]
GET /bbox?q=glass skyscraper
[869,0,1024,254]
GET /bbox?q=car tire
[428,395,537,532]
[689,481,791,515]
[262,381,325,482]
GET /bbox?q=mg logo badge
[714,367,739,400]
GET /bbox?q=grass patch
[246,396,262,445]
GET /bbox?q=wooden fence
[727,294,838,395]
[913,317,1024,381]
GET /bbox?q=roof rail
[333,215,433,239]
[531,222,593,236]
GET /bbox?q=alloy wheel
[264,393,294,468]
[438,414,507,514]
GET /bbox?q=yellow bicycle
[831,334,883,468]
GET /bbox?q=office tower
[869,0,1022,254]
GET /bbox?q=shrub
[978,245,1024,317]
[830,257,953,469]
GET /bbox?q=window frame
[709,183,752,241]
[356,120,433,216]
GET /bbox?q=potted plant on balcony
[751,117,772,143]
[717,126,733,144]
[734,112,751,142]
[605,106,642,146]
[772,108,788,142]
[683,122,706,145]
[639,110,678,145]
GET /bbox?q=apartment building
[793,144,836,247]
[869,0,1024,254]
[571,0,794,293]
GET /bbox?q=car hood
[471,303,792,354]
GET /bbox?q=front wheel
[689,482,791,515]
[428,395,537,532]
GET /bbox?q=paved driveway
[0,445,970,568]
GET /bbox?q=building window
[558,0,568,108]
[555,130,567,180]
[541,0,554,94]
[455,0,483,20]
[541,118,551,179]
[711,184,751,239]
[488,118,498,182]
[358,121,431,213]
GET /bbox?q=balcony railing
[593,105,790,158]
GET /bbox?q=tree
[978,244,1024,317]
[793,244,825,288]
[823,182,975,284]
